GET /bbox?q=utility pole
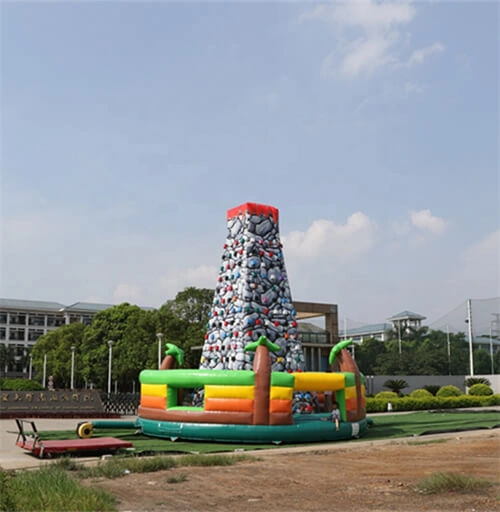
[467,299,474,376]
[446,325,451,375]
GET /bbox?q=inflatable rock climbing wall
[200,203,305,372]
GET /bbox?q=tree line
[2,287,498,390]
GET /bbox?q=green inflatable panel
[137,415,368,444]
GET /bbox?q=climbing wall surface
[200,202,305,372]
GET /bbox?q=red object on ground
[15,418,132,459]
[16,436,133,458]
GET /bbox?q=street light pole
[70,346,76,390]
[466,299,474,376]
[446,325,451,375]
[107,340,114,394]
[42,353,47,388]
[157,333,164,369]
[29,355,32,380]
[398,321,402,355]
[489,325,494,375]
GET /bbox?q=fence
[101,393,140,416]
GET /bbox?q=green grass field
[37,410,500,455]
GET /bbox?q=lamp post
[42,353,47,388]
[156,332,164,369]
[107,340,114,394]
[446,325,451,375]
[397,321,402,355]
[28,355,32,380]
[70,346,76,390]
[489,325,494,375]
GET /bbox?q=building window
[82,315,93,326]
[28,314,45,326]
[28,329,44,342]
[9,313,26,325]
[0,312,7,324]
[47,315,63,327]
[9,328,25,341]
[0,327,5,340]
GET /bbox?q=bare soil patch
[89,430,500,512]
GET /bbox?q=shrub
[383,379,409,395]
[365,394,500,413]
[375,391,399,400]
[415,472,493,494]
[410,389,433,398]
[468,383,493,396]
[423,385,441,396]
[465,377,491,388]
[436,385,462,397]
[0,378,44,391]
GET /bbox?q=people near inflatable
[330,402,341,431]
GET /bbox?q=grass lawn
[36,409,500,455]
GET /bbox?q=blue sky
[1,1,498,327]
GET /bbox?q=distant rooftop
[344,323,393,336]
[63,302,116,312]
[0,298,154,313]
[388,310,426,321]
[0,298,66,311]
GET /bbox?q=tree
[80,303,155,391]
[31,323,86,388]
[354,337,386,375]
[156,287,214,368]
[0,343,16,377]
[383,378,409,395]
[473,348,492,375]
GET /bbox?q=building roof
[473,336,500,347]
[344,323,393,336]
[388,310,426,321]
[0,298,66,312]
[63,302,116,312]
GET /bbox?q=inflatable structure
[84,203,368,444]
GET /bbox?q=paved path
[1,408,498,471]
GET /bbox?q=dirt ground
[88,429,500,512]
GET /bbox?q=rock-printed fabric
[200,203,305,373]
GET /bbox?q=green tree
[0,343,16,377]
[473,348,492,375]
[156,287,214,368]
[355,337,386,375]
[31,323,86,388]
[80,303,155,392]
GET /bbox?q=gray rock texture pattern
[199,203,305,372]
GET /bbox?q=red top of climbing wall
[226,203,279,223]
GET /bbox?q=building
[341,309,500,353]
[1,297,339,376]
[0,299,123,376]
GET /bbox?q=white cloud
[300,1,444,79]
[113,283,143,304]
[404,81,426,95]
[283,212,377,262]
[390,219,411,236]
[410,209,447,234]
[451,230,500,299]
[408,42,445,66]
[159,264,218,297]
[323,34,399,78]
[462,230,499,268]
[299,1,415,32]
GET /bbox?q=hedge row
[366,394,500,413]
[0,378,44,391]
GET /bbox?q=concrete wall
[364,375,500,395]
